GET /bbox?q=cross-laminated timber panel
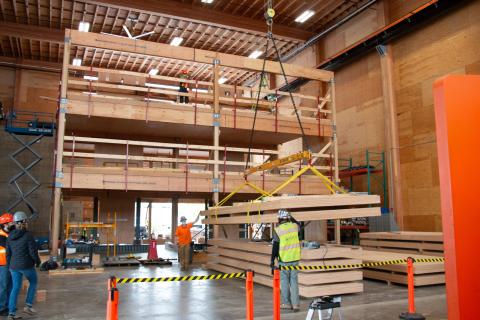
[202,194,381,216]
[64,92,333,138]
[61,166,331,194]
[67,29,333,82]
[207,239,364,298]
[203,207,380,224]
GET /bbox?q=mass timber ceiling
[0,0,370,83]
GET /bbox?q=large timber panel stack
[347,249,445,286]
[202,194,382,225]
[360,231,444,256]
[206,239,364,297]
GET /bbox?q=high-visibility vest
[0,230,7,266]
[275,222,301,263]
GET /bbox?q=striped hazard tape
[280,257,445,271]
[116,272,246,284]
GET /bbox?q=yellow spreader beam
[245,151,312,175]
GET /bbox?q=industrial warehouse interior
[0,0,478,319]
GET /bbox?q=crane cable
[244,0,311,175]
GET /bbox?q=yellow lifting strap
[245,151,312,176]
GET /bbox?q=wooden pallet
[344,249,445,286]
[48,267,105,276]
[360,232,444,256]
[207,239,364,298]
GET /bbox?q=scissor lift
[3,110,55,218]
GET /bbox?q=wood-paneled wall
[319,0,480,231]
[392,1,480,231]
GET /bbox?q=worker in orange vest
[175,214,200,271]
[0,213,14,316]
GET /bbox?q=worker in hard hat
[178,70,190,104]
[175,213,200,271]
[0,213,14,316]
[6,211,41,320]
[271,209,301,312]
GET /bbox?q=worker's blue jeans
[279,261,299,307]
[8,268,37,315]
[0,265,12,312]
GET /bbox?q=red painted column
[434,75,480,320]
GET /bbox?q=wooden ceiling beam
[84,0,313,41]
[68,29,333,81]
[0,21,64,44]
[0,55,62,72]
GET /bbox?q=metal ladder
[306,296,343,320]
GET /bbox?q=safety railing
[67,65,333,124]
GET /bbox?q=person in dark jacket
[6,211,41,320]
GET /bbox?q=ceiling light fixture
[148,69,159,76]
[218,77,228,84]
[78,21,90,32]
[201,0,214,3]
[295,10,315,23]
[72,58,82,66]
[170,37,184,47]
[248,50,263,59]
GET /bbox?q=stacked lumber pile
[360,232,444,256]
[345,249,445,286]
[202,194,381,225]
[355,232,445,286]
[206,239,364,297]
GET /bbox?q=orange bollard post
[273,268,280,320]
[106,276,119,320]
[246,270,254,320]
[399,258,425,320]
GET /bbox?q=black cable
[269,34,311,152]
[244,39,270,172]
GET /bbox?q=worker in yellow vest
[271,209,301,312]
[0,213,14,316]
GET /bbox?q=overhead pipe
[244,0,376,87]
[278,0,470,92]
[280,0,377,62]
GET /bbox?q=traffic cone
[147,238,158,260]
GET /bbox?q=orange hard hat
[0,213,14,225]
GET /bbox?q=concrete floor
[20,247,447,320]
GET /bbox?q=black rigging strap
[244,0,311,175]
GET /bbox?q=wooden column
[330,78,341,244]
[134,197,141,244]
[171,196,178,240]
[51,31,70,255]
[213,60,220,205]
[212,60,220,238]
[147,201,152,238]
[379,45,403,229]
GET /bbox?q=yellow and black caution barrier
[280,257,445,271]
[116,272,246,284]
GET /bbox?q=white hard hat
[180,216,187,222]
[278,209,290,219]
[13,211,28,223]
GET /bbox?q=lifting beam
[245,151,312,176]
